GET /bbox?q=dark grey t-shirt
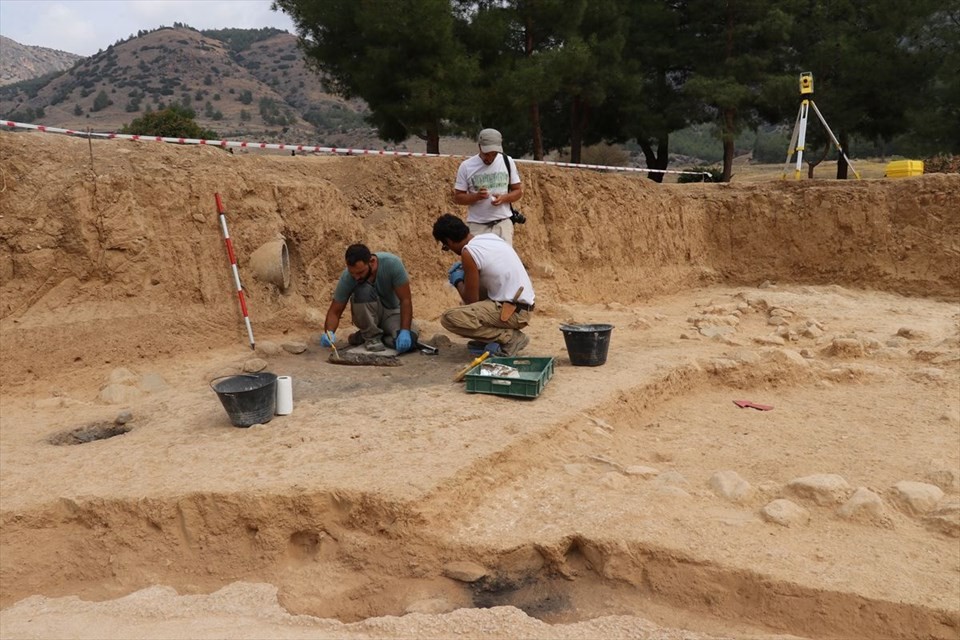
[332,252,409,309]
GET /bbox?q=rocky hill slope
[0,27,378,147]
[0,35,81,86]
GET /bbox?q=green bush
[677,165,723,183]
[670,125,723,164]
[200,27,284,52]
[302,105,366,131]
[121,105,217,139]
[6,107,44,122]
[258,97,292,126]
[752,128,790,163]
[923,154,959,174]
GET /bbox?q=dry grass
[728,158,890,182]
[657,157,892,183]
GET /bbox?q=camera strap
[501,153,522,221]
[502,154,518,204]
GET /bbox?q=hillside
[0,35,81,86]
[0,27,379,146]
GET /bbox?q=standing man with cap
[453,128,523,246]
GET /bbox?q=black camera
[509,208,526,225]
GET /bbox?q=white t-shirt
[464,233,534,306]
[455,153,522,224]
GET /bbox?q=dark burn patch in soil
[48,422,131,446]
[471,575,572,620]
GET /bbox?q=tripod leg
[781,106,803,179]
[809,101,861,179]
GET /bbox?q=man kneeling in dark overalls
[320,243,419,353]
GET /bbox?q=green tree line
[274,0,958,181]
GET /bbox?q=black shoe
[348,331,365,346]
[364,336,386,352]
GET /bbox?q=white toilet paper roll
[275,375,293,415]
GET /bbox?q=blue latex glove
[395,329,413,353]
[448,266,465,287]
[320,331,335,347]
[447,261,462,276]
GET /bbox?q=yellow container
[885,160,924,178]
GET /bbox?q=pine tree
[275,0,478,153]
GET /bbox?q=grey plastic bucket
[211,372,278,427]
[560,324,613,366]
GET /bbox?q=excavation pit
[0,133,957,639]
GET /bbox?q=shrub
[121,105,217,139]
[677,165,723,183]
[7,107,44,122]
[923,154,959,174]
[753,128,790,164]
[554,143,630,167]
[303,105,365,131]
[92,90,112,111]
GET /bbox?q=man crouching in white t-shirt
[452,128,523,246]
[432,213,534,356]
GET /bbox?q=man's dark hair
[432,213,469,244]
[345,243,372,266]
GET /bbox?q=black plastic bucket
[560,324,614,366]
[210,372,278,427]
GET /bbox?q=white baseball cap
[477,128,503,153]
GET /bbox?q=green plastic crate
[465,356,554,398]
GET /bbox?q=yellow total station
[782,71,860,180]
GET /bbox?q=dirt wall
[1,131,957,390]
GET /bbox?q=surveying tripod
[782,72,860,180]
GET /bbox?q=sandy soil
[0,132,958,639]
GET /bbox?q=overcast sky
[0,0,296,56]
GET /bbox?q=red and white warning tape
[1,119,452,158]
[1,119,709,177]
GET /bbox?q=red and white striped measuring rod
[214,193,255,351]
